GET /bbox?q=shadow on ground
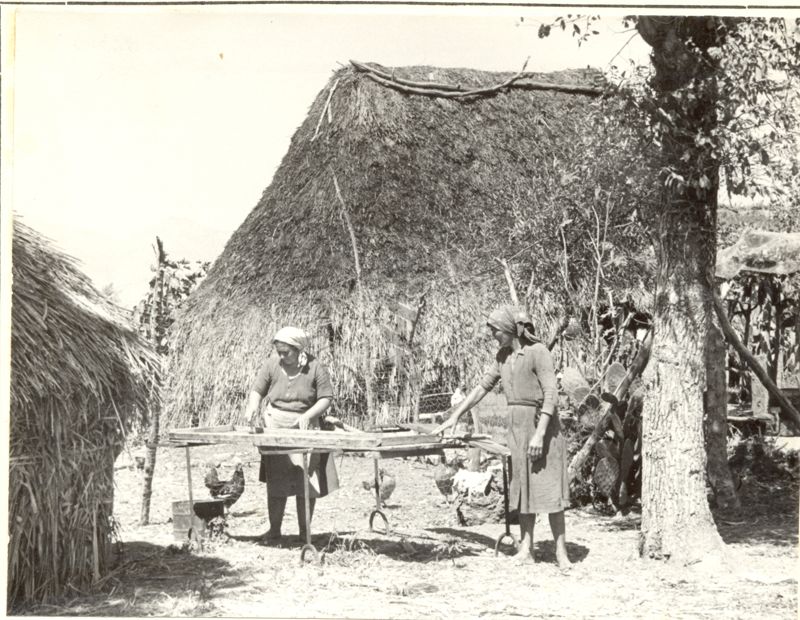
[714,480,798,548]
[715,513,798,547]
[13,541,240,617]
[430,526,590,563]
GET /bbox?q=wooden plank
[377,432,439,447]
[465,438,511,457]
[197,424,236,433]
[173,424,236,434]
[168,429,256,446]
[255,434,380,450]
[168,426,487,453]
[366,447,447,459]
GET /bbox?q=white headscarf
[273,326,310,367]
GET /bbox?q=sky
[4,5,660,307]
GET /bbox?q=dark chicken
[433,456,458,499]
[204,459,245,510]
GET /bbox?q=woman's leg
[548,511,571,569]
[515,513,536,562]
[296,496,316,539]
[266,491,286,539]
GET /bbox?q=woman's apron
[258,403,339,498]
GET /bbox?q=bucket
[172,499,225,542]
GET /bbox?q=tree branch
[350,59,605,99]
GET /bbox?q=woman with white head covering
[434,306,571,570]
[243,326,339,543]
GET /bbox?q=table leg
[368,457,390,534]
[494,454,518,556]
[185,446,202,549]
[299,451,321,565]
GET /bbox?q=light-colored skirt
[258,405,339,498]
[506,405,570,514]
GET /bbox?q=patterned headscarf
[486,306,539,343]
[273,326,310,367]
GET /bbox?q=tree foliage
[133,240,210,355]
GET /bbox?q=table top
[167,424,510,456]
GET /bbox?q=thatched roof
[9,219,159,605]
[717,228,800,279]
[11,220,158,415]
[166,63,657,427]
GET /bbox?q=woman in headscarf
[243,326,339,543]
[435,306,571,569]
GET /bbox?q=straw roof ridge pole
[350,59,607,98]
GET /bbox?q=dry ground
[19,443,799,619]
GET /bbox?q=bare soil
[19,443,799,619]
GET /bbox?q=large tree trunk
[636,15,731,562]
[705,321,741,512]
[639,203,725,561]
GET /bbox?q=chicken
[433,456,458,499]
[361,468,396,503]
[204,458,245,511]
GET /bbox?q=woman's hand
[527,432,545,461]
[248,409,262,428]
[297,413,313,430]
[245,391,264,431]
[432,409,460,436]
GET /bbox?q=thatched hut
[8,220,159,606]
[166,63,657,428]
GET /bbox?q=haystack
[166,63,657,428]
[8,220,159,606]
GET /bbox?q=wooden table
[168,425,511,564]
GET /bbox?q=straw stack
[165,63,658,429]
[9,220,159,606]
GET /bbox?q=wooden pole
[711,288,800,432]
[185,446,194,508]
[139,237,166,525]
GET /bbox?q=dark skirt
[506,405,570,514]
[257,405,339,498]
[258,452,339,498]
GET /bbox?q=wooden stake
[331,171,362,289]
